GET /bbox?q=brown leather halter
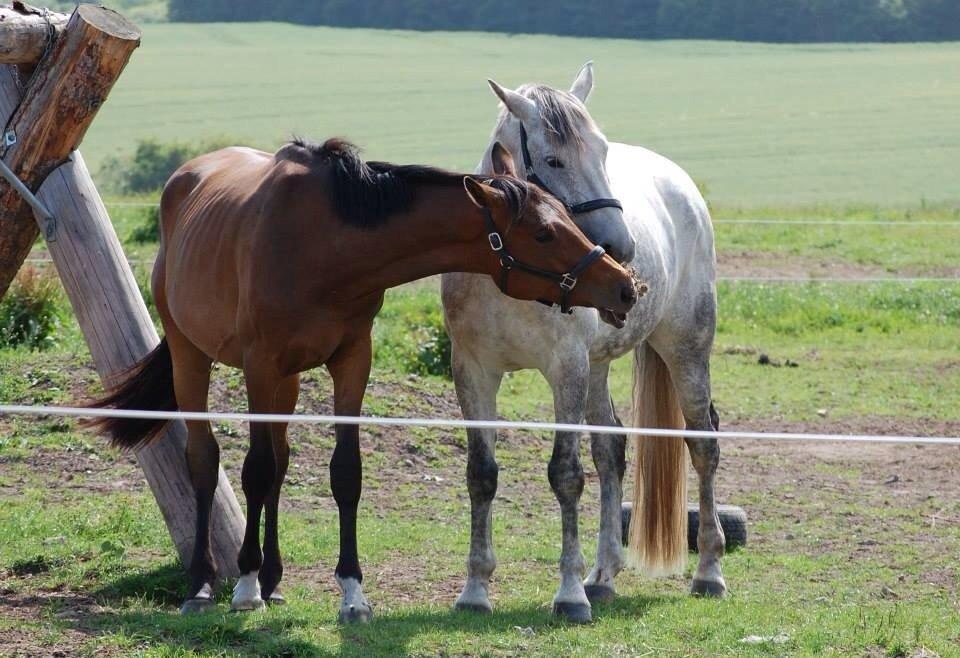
[482,204,606,314]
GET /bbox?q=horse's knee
[591,434,626,481]
[466,451,498,502]
[548,450,585,500]
[241,447,276,500]
[685,437,720,474]
[330,438,362,508]
[185,428,219,491]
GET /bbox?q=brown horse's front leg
[259,374,298,604]
[232,358,293,612]
[327,332,374,624]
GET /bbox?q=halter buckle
[500,254,515,269]
[560,274,577,291]
[488,232,504,251]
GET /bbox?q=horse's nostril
[621,283,637,305]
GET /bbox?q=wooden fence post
[0,5,244,576]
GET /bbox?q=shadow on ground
[46,563,669,657]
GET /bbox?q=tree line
[168,0,959,42]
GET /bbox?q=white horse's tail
[627,343,688,577]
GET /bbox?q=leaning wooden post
[0,6,244,576]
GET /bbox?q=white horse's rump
[441,63,726,622]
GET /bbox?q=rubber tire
[620,502,748,552]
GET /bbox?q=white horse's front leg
[545,355,592,623]
[452,350,503,613]
[583,362,626,603]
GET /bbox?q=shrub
[128,205,161,244]
[414,321,452,378]
[99,136,243,195]
[374,290,452,378]
[0,266,63,350]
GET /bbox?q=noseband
[481,204,606,314]
[518,123,623,215]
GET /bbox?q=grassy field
[80,24,960,206]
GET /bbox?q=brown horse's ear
[490,142,517,177]
[463,177,492,208]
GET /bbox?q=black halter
[482,205,606,314]
[518,123,623,215]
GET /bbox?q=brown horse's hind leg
[165,328,218,615]
[259,373,299,604]
[327,333,373,624]
[232,357,286,611]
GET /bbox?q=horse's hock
[0,3,244,576]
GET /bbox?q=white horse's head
[483,62,636,265]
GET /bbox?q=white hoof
[231,572,265,612]
[455,579,493,613]
[336,576,372,624]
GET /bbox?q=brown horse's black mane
[288,137,532,228]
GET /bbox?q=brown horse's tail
[85,338,177,451]
[626,343,688,576]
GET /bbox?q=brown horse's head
[463,143,637,326]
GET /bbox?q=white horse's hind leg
[583,362,626,603]
[545,355,593,623]
[651,326,727,597]
[452,351,503,613]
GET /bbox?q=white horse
[441,63,726,623]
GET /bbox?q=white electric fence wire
[712,219,960,226]
[1,403,958,447]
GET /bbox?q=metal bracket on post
[0,154,57,242]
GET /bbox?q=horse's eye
[545,156,564,169]
[535,229,554,243]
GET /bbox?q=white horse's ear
[487,79,537,122]
[570,61,594,103]
[490,142,518,177]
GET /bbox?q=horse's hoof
[584,584,616,604]
[338,603,373,624]
[455,600,493,614]
[552,601,593,624]
[691,578,727,598]
[180,597,216,615]
[267,591,286,606]
[231,597,266,612]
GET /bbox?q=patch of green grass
[84,26,960,206]
[714,204,960,274]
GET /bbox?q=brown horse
[88,138,637,621]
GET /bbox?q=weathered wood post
[0,4,244,576]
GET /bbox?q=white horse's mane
[493,83,598,149]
